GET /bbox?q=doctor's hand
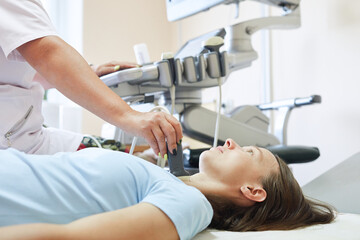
[91,61,139,77]
[19,35,180,156]
[120,109,183,158]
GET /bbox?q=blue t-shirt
[0,148,213,240]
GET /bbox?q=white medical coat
[0,0,83,154]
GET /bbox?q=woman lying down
[0,139,335,240]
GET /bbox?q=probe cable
[213,77,223,148]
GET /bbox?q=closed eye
[247,149,254,155]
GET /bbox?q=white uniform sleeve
[0,0,58,60]
[142,181,213,240]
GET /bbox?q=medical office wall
[270,0,360,185]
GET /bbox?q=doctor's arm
[17,36,182,156]
[34,61,137,90]
[0,203,179,240]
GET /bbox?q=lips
[210,146,224,153]
[216,146,224,153]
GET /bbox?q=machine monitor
[166,0,229,22]
[166,0,300,21]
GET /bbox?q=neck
[180,173,253,206]
[179,173,228,196]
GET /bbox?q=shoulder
[0,0,58,58]
[0,0,49,19]
[142,180,213,240]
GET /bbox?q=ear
[240,185,267,203]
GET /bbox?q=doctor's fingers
[150,127,167,157]
[94,61,139,77]
[163,114,183,146]
[106,61,139,69]
[142,131,160,158]
[157,121,181,156]
[143,113,182,157]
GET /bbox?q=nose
[224,138,237,149]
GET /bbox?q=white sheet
[193,213,360,240]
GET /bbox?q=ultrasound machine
[100,0,322,174]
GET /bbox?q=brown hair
[206,155,336,231]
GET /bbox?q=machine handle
[258,95,322,111]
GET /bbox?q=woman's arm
[0,203,179,240]
[17,36,182,156]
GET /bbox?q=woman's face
[199,139,278,186]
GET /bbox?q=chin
[198,150,211,172]
[199,150,210,161]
